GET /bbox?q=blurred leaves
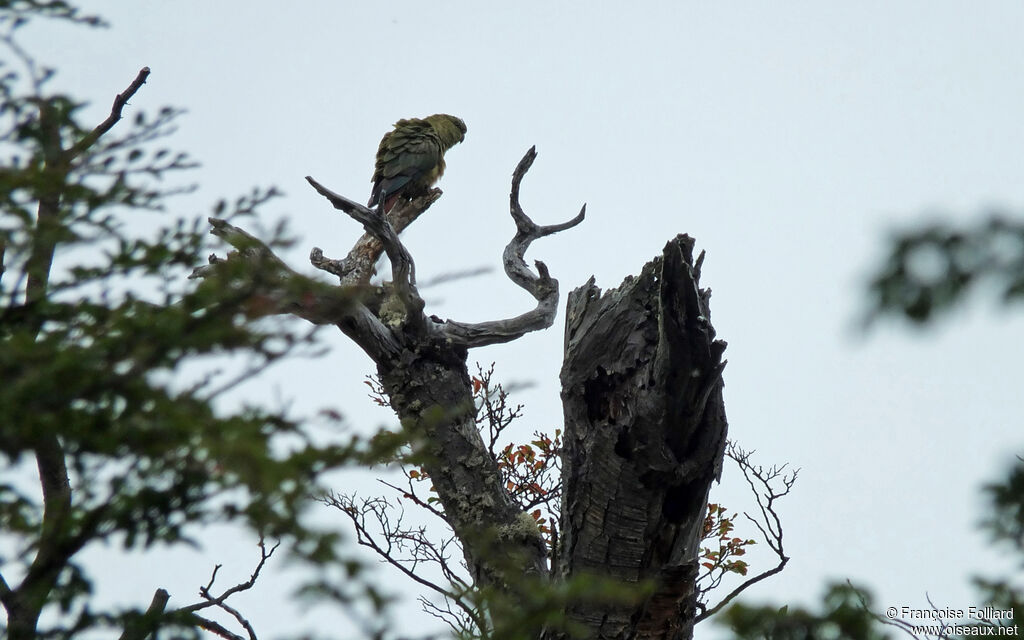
[720,582,888,640]
[0,4,360,638]
[0,1,106,27]
[985,457,1024,553]
[865,214,1024,325]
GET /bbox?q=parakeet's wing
[369,120,443,208]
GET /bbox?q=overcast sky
[20,1,1024,637]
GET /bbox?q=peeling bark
[558,235,728,640]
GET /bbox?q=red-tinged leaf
[702,562,715,570]
[472,377,482,393]
[531,509,541,518]
[409,470,420,478]
[507,481,515,491]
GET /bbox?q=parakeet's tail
[367,191,399,215]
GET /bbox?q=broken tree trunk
[558,234,728,640]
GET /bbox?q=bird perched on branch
[369,114,467,213]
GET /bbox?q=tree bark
[196,152,729,640]
[558,234,728,640]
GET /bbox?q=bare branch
[378,478,448,523]
[695,444,797,623]
[435,147,585,348]
[185,613,247,640]
[310,191,440,285]
[67,67,151,160]
[208,598,259,640]
[178,538,279,616]
[419,593,479,638]
[320,492,483,631]
[305,176,425,325]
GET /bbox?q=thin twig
[67,67,151,159]
[696,444,797,623]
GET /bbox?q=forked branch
[310,191,440,285]
[695,443,797,623]
[436,146,585,348]
[305,176,425,328]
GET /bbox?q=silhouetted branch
[305,176,425,326]
[149,539,280,640]
[320,491,482,631]
[178,538,278,614]
[436,147,585,348]
[310,191,440,285]
[68,67,151,159]
[695,444,796,623]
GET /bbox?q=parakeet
[368,114,467,213]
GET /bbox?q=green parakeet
[368,114,467,213]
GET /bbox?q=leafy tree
[0,5,365,639]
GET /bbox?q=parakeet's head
[425,114,467,149]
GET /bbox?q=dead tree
[193,147,729,640]
[556,234,728,640]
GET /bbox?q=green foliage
[718,459,1024,640]
[984,457,1024,553]
[0,6,361,638]
[720,583,890,640]
[865,215,1024,325]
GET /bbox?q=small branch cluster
[318,491,483,633]
[473,364,562,552]
[326,365,566,636]
[117,540,278,640]
[695,442,798,623]
[173,538,280,640]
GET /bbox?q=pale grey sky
[21,1,1024,637]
